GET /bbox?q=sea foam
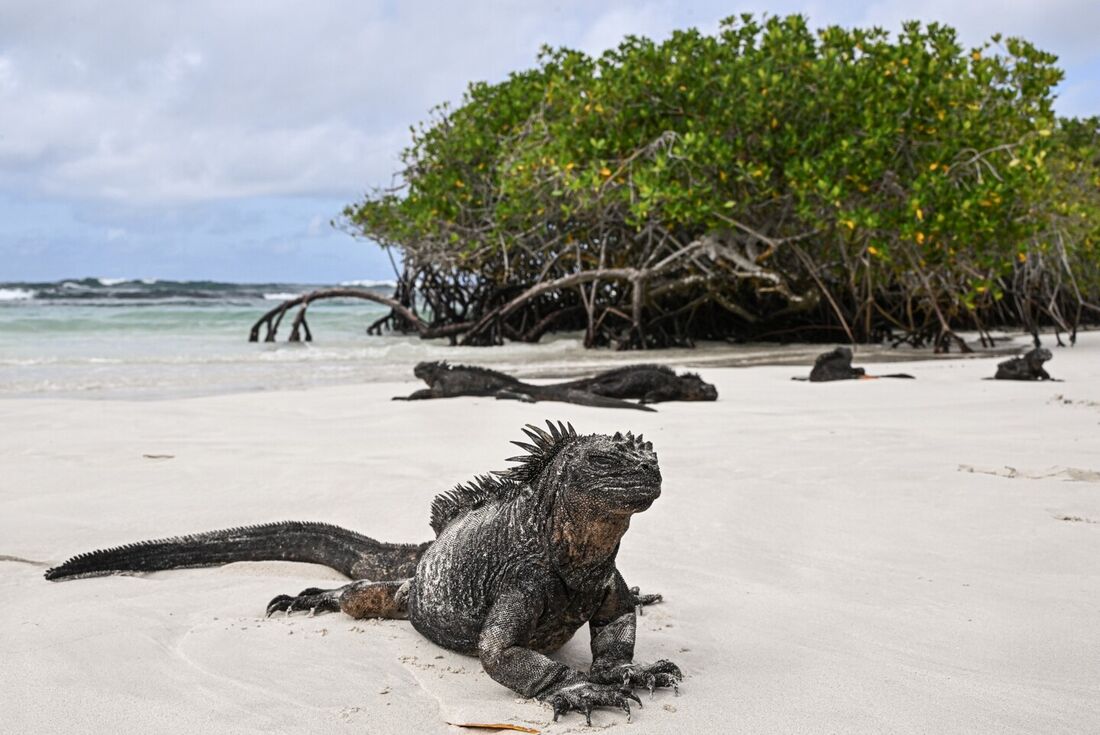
[0,288,34,301]
[339,279,396,289]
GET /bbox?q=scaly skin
[395,361,658,412]
[395,361,525,400]
[549,364,718,404]
[995,347,1054,381]
[45,421,680,724]
[806,347,915,382]
[808,347,867,382]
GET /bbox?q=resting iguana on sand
[45,421,680,724]
[993,346,1054,381]
[801,347,915,382]
[548,364,718,404]
[395,361,657,412]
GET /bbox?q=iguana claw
[265,586,341,617]
[629,585,663,615]
[622,659,682,696]
[590,659,683,697]
[547,682,641,725]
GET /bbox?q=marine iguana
[548,364,718,404]
[395,361,657,412]
[994,347,1054,380]
[45,421,680,724]
[798,347,916,382]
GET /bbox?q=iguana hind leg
[266,579,410,619]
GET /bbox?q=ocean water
[0,278,404,398]
[0,277,982,400]
[0,277,727,399]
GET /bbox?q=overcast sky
[2,1,1097,283]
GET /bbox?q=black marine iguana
[797,347,916,382]
[395,361,657,412]
[547,364,718,404]
[46,421,680,724]
[994,347,1055,381]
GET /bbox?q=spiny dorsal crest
[453,363,516,379]
[429,473,520,536]
[496,419,579,484]
[611,430,654,453]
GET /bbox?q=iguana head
[816,346,853,367]
[678,372,718,401]
[414,361,448,381]
[1027,347,1052,364]
[503,421,662,515]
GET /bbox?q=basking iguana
[395,361,657,412]
[548,364,718,404]
[395,360,525,400]
[994,347,1054,381]
[45,421,681,724]
[799,347,915,382]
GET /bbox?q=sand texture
[2,338,1099,734]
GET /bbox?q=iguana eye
[590,454,617,468]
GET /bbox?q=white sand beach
[2,338,1099,734]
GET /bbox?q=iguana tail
[44,521,429,582]
[520,387,658,412]
[561,389,658,412]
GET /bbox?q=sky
[1,1,1097,284]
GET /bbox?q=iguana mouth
[602,480,662,512]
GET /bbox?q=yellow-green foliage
[346,15,1096,344]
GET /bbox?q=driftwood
[248,288,472,343]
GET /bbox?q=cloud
[1,0,1095,209]
[857,0,1100,63]
[1,1,672,204]
[0,1,1096,281]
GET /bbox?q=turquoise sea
[0,278,410,398]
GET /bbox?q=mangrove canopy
[333,14,1099,350]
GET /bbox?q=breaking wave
[0,288,35,301]
[0,278,394,305]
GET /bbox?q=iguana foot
[546,682,641,725]
[629,585,663,615]
[591,660,683,697]
[265,586,342,617]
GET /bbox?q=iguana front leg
[640,387,679,404]
[588,572,682,695]
[494,388,537,403]
[478,590,640,725]
[392,388,436,401]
